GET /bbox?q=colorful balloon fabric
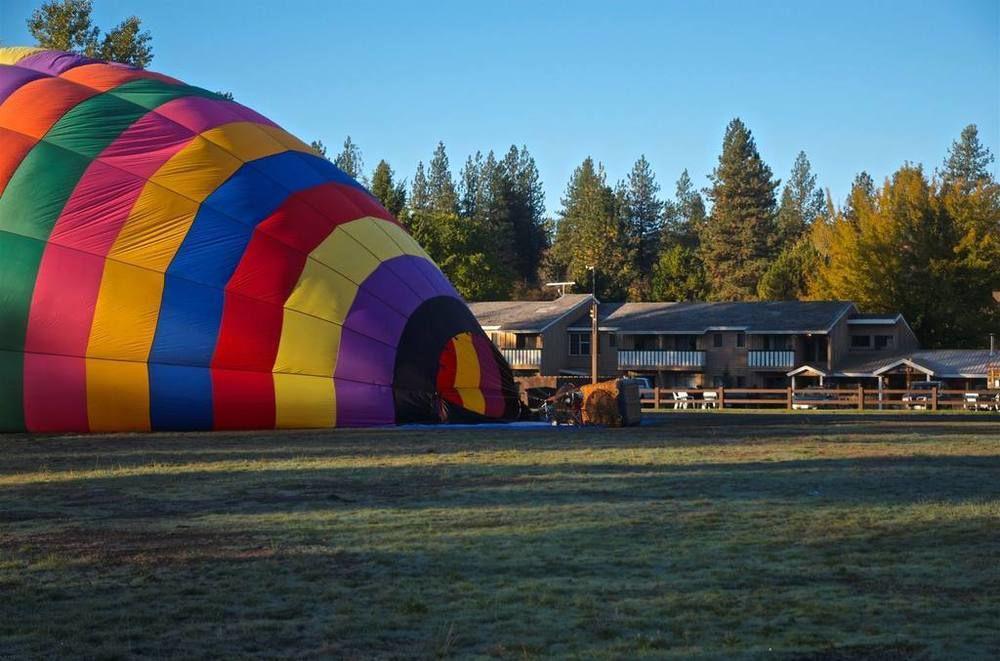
[0,48,518,432]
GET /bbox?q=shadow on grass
[2,417,998,658]
[2,454,998,527]
[1,503,996,659]
[1,414,998,473]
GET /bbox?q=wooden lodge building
[470,295,998,390]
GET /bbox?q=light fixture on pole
[588,266,597,384]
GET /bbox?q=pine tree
[620,155,664,281]
[454,147,549,291]
[400,144,513,301]
[939,133,1000,346]
[410,162,430,211]
[551,158,632,299]
[663,169,706,247]
[776,151,824,247]
[942,124,995,191]
[405,161,434,250]
[458,152,484,218]
[652,169,711,301]
[502,146,549,286]
[334,136,364,182]
[472,150,517,279]
[427,142,458,214]
[369,160,406,218]
[700,118,780,300]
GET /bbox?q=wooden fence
[640,387,1000,412]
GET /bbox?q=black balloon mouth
[392,296,518,424]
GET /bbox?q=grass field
[1,414,998,659]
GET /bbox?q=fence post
[931,386,938,411]
[653,387,661,410]
[786,386,793,410]
[718,386,725,409]
[857,384,865,411]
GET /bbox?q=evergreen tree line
[323,121,998,349]
[313,139,550,300]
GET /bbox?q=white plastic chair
[964,393,980,411]
[673,391,690,410]
[702,391,718,409]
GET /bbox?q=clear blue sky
[2,0,997,214]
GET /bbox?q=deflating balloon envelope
[0,48,518,432]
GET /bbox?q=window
[736,376,746,387]
[762,335,790,350]
[634,335,656,350]
[569,332,591,356]
[851,335,872,349]
[516,334,540,349]
[874,335,893,350]
[713,333,723,348]
[736,333,746,348]
[674,335,698,350]
[608,334,617,348]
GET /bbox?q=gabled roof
[787,364,829,377]
[873,358,935,377]
[598,301,855,334]
[835,350,996,378]
[469,294,593,332]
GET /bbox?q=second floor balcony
[618,349,705,370]
[500,348,542,368]
[747,350,795,369]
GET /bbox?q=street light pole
[588,266,598,384]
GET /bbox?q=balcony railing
[618,350,705,369]
[500,348,542,367]
[747,350,795,369]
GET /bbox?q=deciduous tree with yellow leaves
[809,125,999,347]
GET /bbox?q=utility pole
[588,266,598,384]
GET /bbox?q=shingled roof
[834,350,996,377]
[469,294,593,332]
[597,301,855,333]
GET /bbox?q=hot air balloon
[0,48,518,432]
